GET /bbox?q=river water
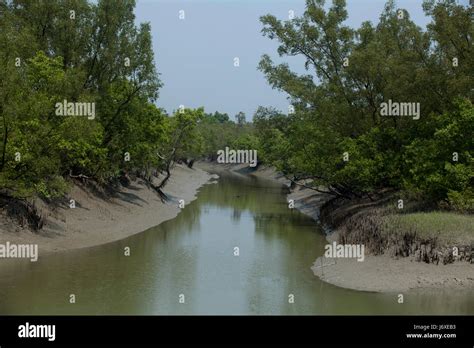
[0,170,472,314]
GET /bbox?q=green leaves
[257,0,473,207]
[0,0,164,200]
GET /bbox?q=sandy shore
[4,159,471,292]
[311,255,474,293]
[0,164,215,255]
[200,161,474,293]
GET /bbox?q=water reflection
[0,171,472,314]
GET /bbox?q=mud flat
[197,161,474,293]
[0,164,215,256]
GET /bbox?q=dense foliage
[0,0,472,216]
[251,0,473,211]
[0,0,204,201]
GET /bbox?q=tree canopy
[0,0,205,204]
[253,0,473,210]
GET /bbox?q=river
[0,170,472,314]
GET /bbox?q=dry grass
[321,194,473,264]
[384,212,474,245]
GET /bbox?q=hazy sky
[134,0,467,120]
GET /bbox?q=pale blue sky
[134,0,469,120]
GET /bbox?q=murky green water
[0,170,472,314]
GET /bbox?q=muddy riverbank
[197,161,474,293]
[0,164,214,257]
